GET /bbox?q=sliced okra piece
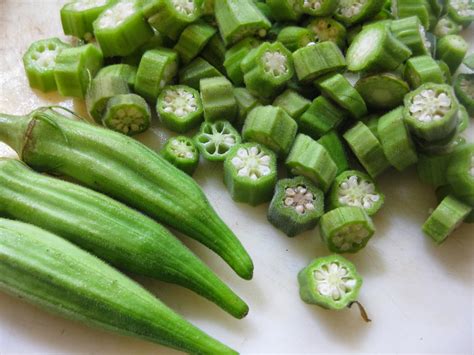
[161,135,200,175]
[328,170,384,215]
[404,55,444,89]
[95,63,137,90]
[54,44,104,99]
[317,74,368,119]
[285,134,337,192]
[306,17,347,50]
[137,0,161,17]
[267,177,324,237]
[254,1,273,19]
[391,0,431,29]
[335,0,386,25]
[320,206,375,253]
[200,34,226,74]
[298,255,363,312]
[436,185,474,224]
[378,107,418,171]
[298,96,348,139]
[417,152,452,187]
[223,38,262,86]
[22,38,71,92]
[364,114,381,139]
[403,83,460,142]
[347,25,362,45]
[436,35,468,74]
[200,77,237,122]
[458,105,470,132]
[157,85,203,133]
[148,0,201,40]
[447,143,474,206]
[277,26,314,52]
[286,77,319,100]
[434,16,463,37]
[178,57,223,90]
[121,29,166,66]
[453,74,474,116]
[61,0,115,40]
[343,121,390,178]
[102,93,151,135]
[195,120,241,162]
[317,131,350,175]
[355,73,410,110]
[173,22,217,64]
[234,87,261,127]
[266,0,303,21]
[86,75,130,122]
[224,143,277,206]
[273,89,311,119]
[415,129,466,155]
[298,0,338,16]
[134,48,178,102]
[242,42,295,100]
[242,106,298,156]
[422,195,471,244]
[436,60,452,85]
[463,54,474,70]
[346,23,412,72]
[390,16,431,56]
[447,0,474,25]
[214,0,271,46]
[93,0,153,57]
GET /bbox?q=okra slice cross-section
[335,0,385,25]
[102,94,151,136]
[86,75,130,122]
[161,135,200,175]
[448,0,474,25]
[298,0,339,16]
[355,73,410,110]
[194,120,242,162]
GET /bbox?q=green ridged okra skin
[0,219,237,354]
[0,108,254,280]
[0,159,247,319]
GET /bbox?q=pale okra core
[97,0,135,28]
[262,51,289,76]
[162,87,198,117]
[419,25,431,50]
[29,43,61,70]
[109,107,147,134]
[172,0,196,15]
[231,146,272,180]
[314,262,357,300]
[338,175,380,209]
[451,0,474,17]
[303,0,323,11]
[199,125,237,155]
[169,137,195,159]
[337,0,366,17]
[409,89,452,122]
[349,28,381,64]
[70,0,108,11]
[333,224,370,251]
[284,186,315,214]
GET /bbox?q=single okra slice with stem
[242,42,295,100]
[96,64,137,90]
[234,87,261,128]
[355,73,410,110]
[194,120,241,162]
[328,170,384,215]
[335,0,386,25]
[266,0,303,21]
[286,134,338,192]
[61,0,116,40]
[267,177,325,237]
[22,38,71,92]
[223,38,262,86]
[178,57,223,90]
[391,0,431,29]
[317,131,350,175]
[273,89,311,119]
[343,121,390,178]
[390,16,431,56]
[93,0,154,57]
[298,0,339,16]
[306,17,347,49]
[161,135,200,175]
[403,83,460,142]
[242,106,298,157]
[434,16,463,37]
[317,74,368,119]
[320,206,376,253]
[201,34,227,74]
[447,0,474,25]
[277,26,314,52]
[417,151,453,187]
[292,42,346,82]
[214,0,271,46]
[134,48,178,102]
[346,23,412,72]
[148,0,201,40]
[454,73,474,116]
[447,143,474,206]
[86,75,130,122]
[102,93,151,136]
[436,35,468,74]
[422,195,471,244]
[224,143,277,206]
[404,55,445,89]
[54,44,104,99]
[173,21,217,64]
[157,85,203,133]
[200,77,237,122]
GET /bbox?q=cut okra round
[194,120,241,162]
[242,106,298,157]
[173,21,216,64]
[404,55,444,89]
[102,94,151,136]
[234,87,261,128]
[317,131,350,175]
[178,57,223,90]
[224,143,277,206]
[320,206,375,253]
[277,26,314,52]
[22,38,71,92]
[355,73,410,110]
[298,0,339,16]
[306,17,347,49]
[161,135,200,175]
[328,170,384,216]
[435,35,468,74]
[403,83,460,142]
[267,177,325,237]
[434,16,463,37]
[273,89,311,120]
[86,75,130,122]
[200,77,237,122]
[335,0,386,25]
[454,74,474,116]
[157,85,203,133]
[391,0,431,29]
[93,0,154,57]
[285,134,338,192]
[447,0,474,25]
[223,38,262,86]
[436,185,474,224]
[298,254,363,310]
[447,143,474,206]
[390,16,431,56]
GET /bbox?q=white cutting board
[0,1,473,354]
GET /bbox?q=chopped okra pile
[22,0,473,315]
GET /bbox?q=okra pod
[355,73,410,110]
[161,136,200,175]
[102,93,151,135]
[194,120,242,162]
[435,34,468,74]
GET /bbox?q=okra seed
[97,1,135,29]
[451,0,474,17]
[162,88,198,118]
[70,0,108,11]
[231,147,272,179]
[338,175,380,210]
[30,47,60,69]
[337,0,366,17]
[283,186,315,214]
[409,89,452,123]
[170,138,195,159]
[313,262,356,300]
[261,51,288,77]
[171,0,196,15]
[303,0,323,10]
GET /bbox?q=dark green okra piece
[95,63,137,90]
[298,255,363,310]
[266,0,303,21]
[223,37,262,86]
[447,0,474,25]
[277,26,314,52]
[317,131,350,175]
[161,136,200,175]
[234,87,261,127]
[328,170,384,215]
[22,38,71,92]
[201,34,227,74]
[200,76,238,122]
[320,206,376,253]
[390,16,431,56]
[157,85,203,133]
[273,89,311,119]
[436,35,468,74]
[454,73,474,116]
[404,55,445,89]
[174,21,217,64]
[224,143,277,206]
[355,73,410,110]
[306,17,347,49]
[267,177,324,237]
[447,143,474,206]
[335,0,385,25]
[86,75,130,122]
[194,120,242,162]
[286,134,337,192]
[179,57,223,90]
